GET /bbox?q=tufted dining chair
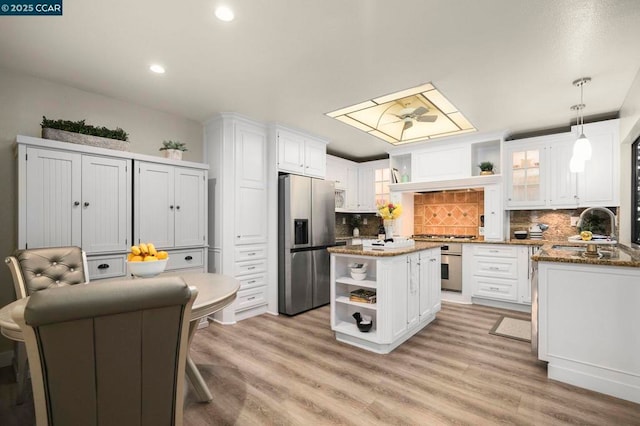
[4,246,89,403]
[12,276,197,426]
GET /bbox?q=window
[374,168,390,207]
[632,137,640,246]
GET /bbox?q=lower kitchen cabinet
[330,247,441,354]
[464,244,531,309]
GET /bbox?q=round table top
[0,272,240,341]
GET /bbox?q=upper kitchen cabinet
[276,126,328,178]
[19,145,131,254]
[134,161,206,249]
[504,119,619,210]
[326,155,349,190]
[345,159,389,212]
[388,131,504,185]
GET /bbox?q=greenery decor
[41,116,129,141]
[159,140,188,152]
[478,161,494,172]
[350,214,363,229]
[579,213,606,234]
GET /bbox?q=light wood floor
[1,302,639,425]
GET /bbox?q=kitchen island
[532,243,640,404]
[327,242,442,354]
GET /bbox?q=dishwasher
[441,243,462,292]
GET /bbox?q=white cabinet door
[577,120,619,207]
[387,256,409,341]
[174,167,205,247]
[326,156,348,189]
[420,250,440,318]
[407,254,420,328]
[81,155,129,253]
[137,162,175,248]
[304,139,326,178]
[25,148,81,249]
[412,145,471,182]
[235,122,267,245]
[345,167,359,210]
[548,135,578,207]
[483,184,504,241]
[504,140,546,208]
[358,167,376,211]
[277,130,304,175]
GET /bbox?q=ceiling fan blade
[416,115,438,123]
[403,120,413,131]
[412,106,428,116]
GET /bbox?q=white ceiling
[2,0,640,160]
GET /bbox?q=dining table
[0,272,240,403]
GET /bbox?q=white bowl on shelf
[127,259,168,278]
[350,271,367,281]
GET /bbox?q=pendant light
[571,77,592,161]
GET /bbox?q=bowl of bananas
[127,243,169,278]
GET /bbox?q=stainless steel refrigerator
[278,174,337,315]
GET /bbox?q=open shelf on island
[334,320,378,339]
[335,296,377,309]
[335,276,377,288]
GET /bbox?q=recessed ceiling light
[215,6,234,22]
[149,64,165,74]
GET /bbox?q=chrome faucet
[576,207,617,240]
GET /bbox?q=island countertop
[327,241,442,257]
[531,242,640,267]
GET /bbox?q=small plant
[350,214,363,229]
[579,213,606,234]
[478,161,494,172]
[41,116,128,141]
[159,140,188,152]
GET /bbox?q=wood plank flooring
[1,302,639,425]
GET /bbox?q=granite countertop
[327,241,443,257]
[532,242,640,267]
[413,237,546,246]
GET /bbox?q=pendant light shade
[570,77,592,165]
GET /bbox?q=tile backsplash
[509,208,617,240]
[414,190,484,236]
[335,213,381,237]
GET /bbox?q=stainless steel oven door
[441,253,462,292]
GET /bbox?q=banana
[130,245,141,255]
[157,251,168,260]
[130,255,143,262]
[143,255,158,262]
[139,243,149,254]
[148,243,157,256]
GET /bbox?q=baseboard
[0,350,14,368]
[472,297,531,313]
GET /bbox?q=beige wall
[0,68,203,353]
[618,68,640,246]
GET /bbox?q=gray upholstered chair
[4,246,89,403]
[12,276,197,426]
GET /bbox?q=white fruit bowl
[127,259,168,278]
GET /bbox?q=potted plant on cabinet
[40,116,130,151]
[478,161,495,175]
[350,214,363,237]
[159,140,188,160]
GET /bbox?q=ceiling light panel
[326,83,475,145]
[149,64,165,74]
[215,6,235,22]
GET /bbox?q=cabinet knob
[170,205,174,210]
[300,164,304,167]
[176,205,180,210]
[508,198,512,201]
[237,235,241,238]
[430,258,436,262]
[84,202,90,207]
[74,201,80,206]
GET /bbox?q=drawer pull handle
[489,286,500,291]
[247,296,256,301]
[185,256,193,261]
[97,264,110,269]
[247,253,256,256]
[248,266,256,270]
[247,280,256,284]
[489,250,499,253]
[488,266,500,270]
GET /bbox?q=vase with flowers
[377,202,403,237]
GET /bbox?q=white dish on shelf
[350,271,367,280]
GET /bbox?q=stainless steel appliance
[278,174,338,315]
[441,243,462,292]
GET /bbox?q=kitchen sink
[551,244,618,259]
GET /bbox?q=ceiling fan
[392,105,438,131]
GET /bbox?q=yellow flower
[377,202,402,220]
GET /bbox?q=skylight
[326,83,476,145]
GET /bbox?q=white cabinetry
[134,161,206,251]
[343,160,387,212]
[326,155,348,190]
[276,126,327,178]
[330,248,441,354]
[19,144,131,280]
[205,114,270,322]
[483,184,505,241]
[412,144,471,182]
[504,119,619,210]
[465,244,529,307]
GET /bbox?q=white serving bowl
[127,259,168,278]
[350,271,367,281]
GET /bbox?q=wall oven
[441,243,462,292]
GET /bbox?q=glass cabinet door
[506,145,545,207]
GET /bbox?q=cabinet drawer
[235,259,267,276]
[87,254,126,280]
[470,257,518,279]
[235,245,266,261]
[472,245,518,258]
[473,276,518,301]
[236,287,267,312]
[238,273,266,290]
[167,249,204,270]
